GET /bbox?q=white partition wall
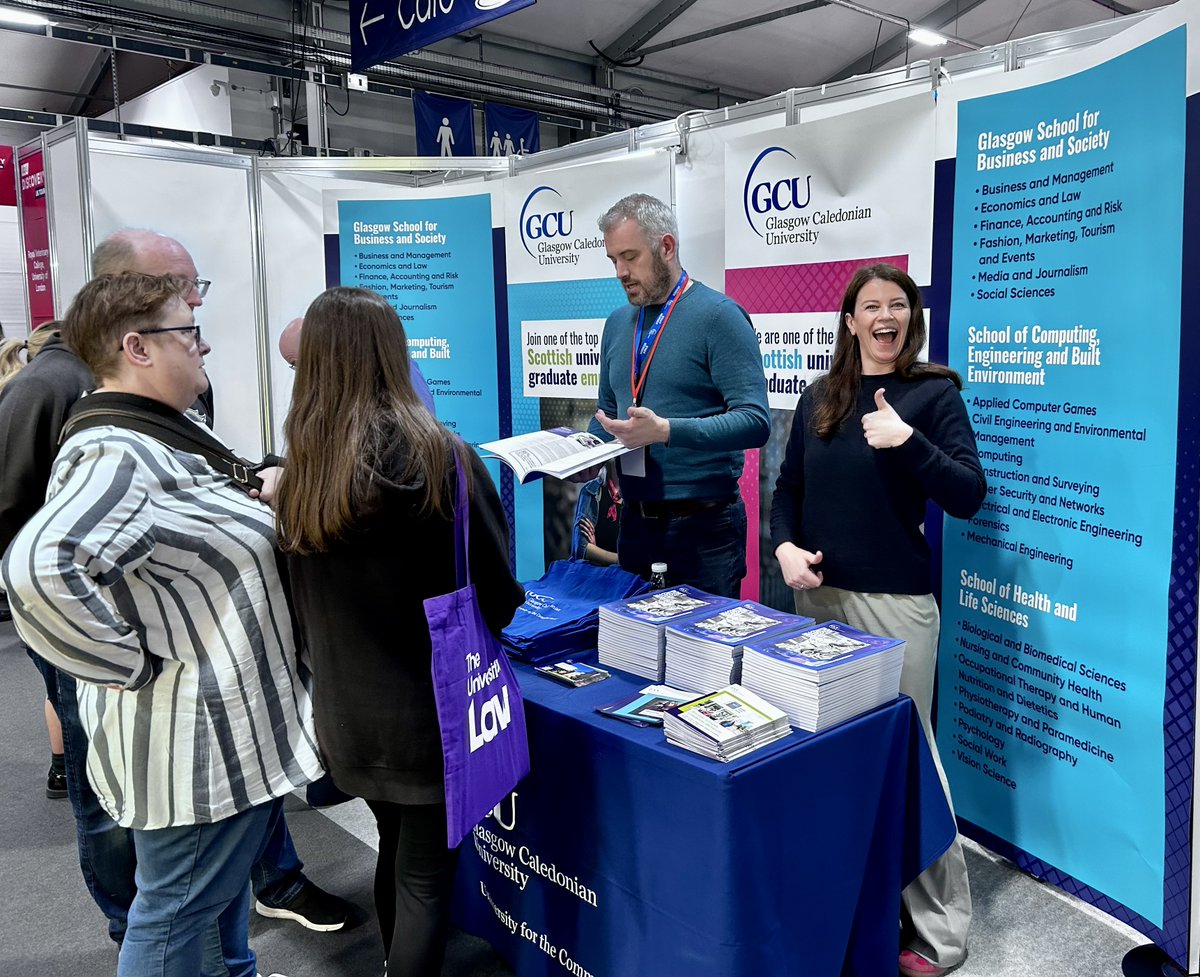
[42,120,90,317]
[40,125,267,457]
[85,140,265,457]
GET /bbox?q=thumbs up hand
[862,388,913,449]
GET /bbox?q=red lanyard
[629,271,688,406]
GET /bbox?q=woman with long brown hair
[770,264,985,977]
[275,286,523,977]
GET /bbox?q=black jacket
[286,442,524,805]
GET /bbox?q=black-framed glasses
[118,324,202,351]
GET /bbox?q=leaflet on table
[533,660,612,687]
[744,621,904,679]
[596,685,695,726]
[665,686,788,742]
[479,428,631,483]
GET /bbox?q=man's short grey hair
[597,194,678,254]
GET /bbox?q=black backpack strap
[62,395,265,493]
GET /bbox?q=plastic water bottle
[650,562,668,590]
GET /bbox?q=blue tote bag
[425,452,530,847]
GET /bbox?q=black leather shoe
[46,766,67,799]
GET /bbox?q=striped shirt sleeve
[3,438,160,689]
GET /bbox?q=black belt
[628,497,736,520]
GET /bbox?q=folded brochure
[534,660,612,687]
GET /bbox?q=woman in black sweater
[770,264,985,977]
[275,287,524,977]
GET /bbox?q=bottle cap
[650,562,668,574]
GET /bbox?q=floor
[0,619,1154,976]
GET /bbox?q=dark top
[770,373,986,595]
[0,334,93,553]
[0,334,217,555]
[286,440,525,805]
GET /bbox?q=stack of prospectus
[663,601,812,693]
[740,620,905,732]
[662,684,792,761]
[598,586,733,682]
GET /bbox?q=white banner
[723,94,937,409]
[504,151,674,285]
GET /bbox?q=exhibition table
[451,660,956,977]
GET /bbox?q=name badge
[620,447,646,477]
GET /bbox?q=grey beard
[633,256,677,307]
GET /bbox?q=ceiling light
[909,28,949,46]
[0,7,52,26]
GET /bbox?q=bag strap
[451,445,470,590]
[62,394,264,493]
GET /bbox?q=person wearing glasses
[0,231,358,953]
[3,273,324,977]
[91,229,215,424]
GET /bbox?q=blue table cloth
[451,659,955,977]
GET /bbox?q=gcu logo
[469,684,512,752]
[519,185,574,257]
[490,792,518,830]
[743,146,813,238]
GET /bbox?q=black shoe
[255,880,361,932]
[46,766,67,799]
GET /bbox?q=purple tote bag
[425,451,530,847]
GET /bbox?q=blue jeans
[250,804,305,905]
[27,649,305,943]
[618,497,748,597]
[118,801,277,977]
[30,652,138,945]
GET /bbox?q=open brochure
[479,428,630,483]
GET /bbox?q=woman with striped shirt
[2,273,322,977]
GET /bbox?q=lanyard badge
[630,270,688,407]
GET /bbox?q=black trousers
[365,799,460,977]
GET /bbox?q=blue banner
[352,0,536,71]
[939,29,1186,926]
[337,194,501,449]
[485,103,540,156]
[413,90,476,158]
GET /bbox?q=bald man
[93,229,215,425]
[0,230,359,947]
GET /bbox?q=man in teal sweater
[588,193,769,597]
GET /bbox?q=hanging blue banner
[939,28,1186,929]
[413,90,476,157]
[352,0,537,72]
[484,103,540,156]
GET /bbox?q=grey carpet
[0,619,1150,975]
[0,621,511,977]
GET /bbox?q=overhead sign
[351,0,537,71]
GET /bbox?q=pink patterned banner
[726,254,907,313]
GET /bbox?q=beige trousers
[795,584,971,968]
